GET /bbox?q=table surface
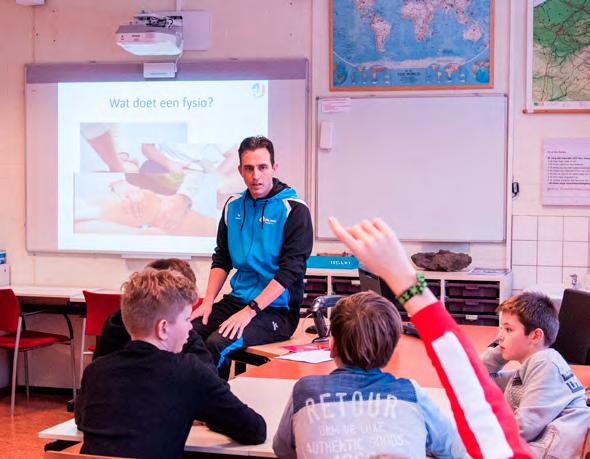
[245,319,320,359]
[39,377,451,457]
[7,285,117,303]
[244,324,590,388]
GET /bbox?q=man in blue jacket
[192,136,313,379]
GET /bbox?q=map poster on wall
[543,139,590,206]
[330,0,494,91]
[526,0,590,113]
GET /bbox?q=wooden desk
[9,285,116,304]
[244,324,590,388]
[245,319,318,359]
[8,285,86,310]
[40,378,294,457]
[39,377,453,457]
[7,285,117,317]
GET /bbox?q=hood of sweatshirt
[239,178,297,229]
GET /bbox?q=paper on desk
[282,342,330,352]
[277,349,332,364]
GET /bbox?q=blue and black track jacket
[211,178,313,315]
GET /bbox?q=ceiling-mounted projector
[116,14,183,56]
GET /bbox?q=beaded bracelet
[396,272,427,306]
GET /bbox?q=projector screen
[25,60,308,256]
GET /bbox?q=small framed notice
[543,139,590,206]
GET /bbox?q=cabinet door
[331,276,361,295]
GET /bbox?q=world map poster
[526,0,590,112]
[330,0,494,91]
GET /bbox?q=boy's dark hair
[121,268,197,337]
[146,258,196,287]
[238,136,275,165]
[497,292,559,346]
[330,291,402,371]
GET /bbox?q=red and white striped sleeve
[411,300,533,459]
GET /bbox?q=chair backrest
[552,288,590,365]
[83,291,122,337]
[0,288,21,332]
[191,297,203,312]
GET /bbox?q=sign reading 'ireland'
[330,0,494,91]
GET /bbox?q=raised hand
[328,217,416,295]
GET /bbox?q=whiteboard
[316,95,507,242]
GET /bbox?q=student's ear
[329,336,338,359]
[155,319,168,341]
[272,162,279,173]
[529,327,545,345]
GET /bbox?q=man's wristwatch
[247,300,262,316]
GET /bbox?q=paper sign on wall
[320,98,351,113]
[543,138,590,206]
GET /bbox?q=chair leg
[23,351,30,400]
[10,350,18,417]
[11,317,23,417]
[78,318,86,389]
[69,341,77,399]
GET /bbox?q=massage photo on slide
[74,122,243,238]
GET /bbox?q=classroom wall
[509,1,590,292]
[310,1,512,269]
[0,1,588,387]
[0,0,312,292]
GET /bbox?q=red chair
[0,288,76,416]
[79,291,121,384]
[192,297,203,313]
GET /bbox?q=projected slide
[56,80,268,254]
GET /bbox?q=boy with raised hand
[273,290,468,459]
[482,292,590,458]
[328,217,533,459]
[75,268,266,459]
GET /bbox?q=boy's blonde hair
[330,291,402,371]
[121,268,197,337]
[497,292,559,346]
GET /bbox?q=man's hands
[191,298,213,323]
[191,300,255,340]
[328,217,417,295]
[219,307,256,340]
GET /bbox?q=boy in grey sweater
[482,292,590,459]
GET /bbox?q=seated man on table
[273,290,468,459]
[75,268,266,459]
[191,135,313,379]
[482,292,590,459]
